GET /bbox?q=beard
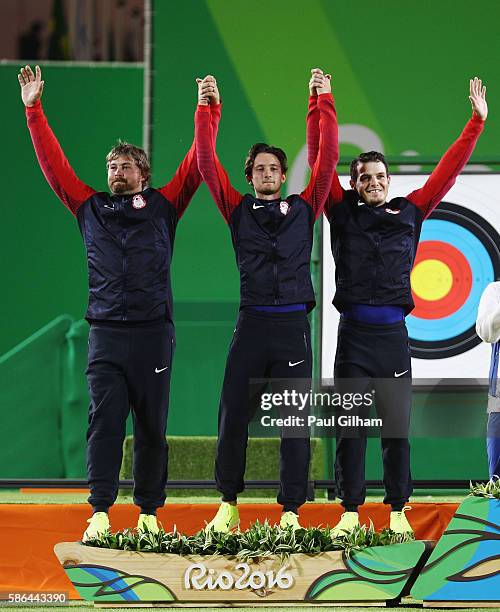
[110,179,129,194]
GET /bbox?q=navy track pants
[86,320,174,513]
[215,309,312,511]
[334,317,413,509]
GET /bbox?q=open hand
[18,65,44,107]
[469,77,487,121]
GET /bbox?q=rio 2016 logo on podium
[184,562,293,591]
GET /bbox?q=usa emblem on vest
[280,201,290,216]
[132,194,147,209]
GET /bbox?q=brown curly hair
[244,142,288,181]
[106,140,151,187]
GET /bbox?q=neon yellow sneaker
[82,512,110,542]
[280,511,303,531]
[331,511,360,538]
[205,502,239,533]
[137,513,160,534]
[390,506,414,535]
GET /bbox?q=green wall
[0,64,144,355]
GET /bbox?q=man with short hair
[476,283,500,479]
[307,75,487,535]
[195,70,338,531]
[18,65,221,540]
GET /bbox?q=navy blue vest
[327,191,424,313]
[76,188,177,322]
[229,194,316,310]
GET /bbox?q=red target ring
[411,240,472,319]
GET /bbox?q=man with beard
[19,65,221,540]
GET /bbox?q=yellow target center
[411,259,453,301]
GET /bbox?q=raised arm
[477,283,500,343]
[195,76,242,223]
[306,71,321,169]
[300,71,339,219]
[406,77,487,219]
[158,78,222,220]
[306,68,345,217]
[19,65,95,216]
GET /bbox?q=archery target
[321,174,500,383]
[407,202,500,359]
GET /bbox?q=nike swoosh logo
[394,370,409,377]
[289,360,305,367]
[253,204,265,209]
[104,204,114,210]
[357,202,364,207]
[155,366,169,373]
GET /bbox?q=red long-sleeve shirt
[26,100,222,218]
[195,93,339,222]
[306,95,484,219]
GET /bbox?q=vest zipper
[272,235,279,304]
[122,230,127,319]
[121,201,128,319]
[272,208,279,304]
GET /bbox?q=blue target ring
[408,202,500,360]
